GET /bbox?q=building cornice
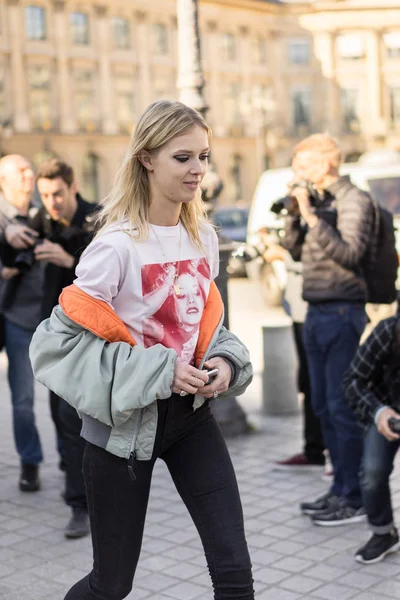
[201,0,282,15]
[299,0,400,12]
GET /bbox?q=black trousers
[64,394,254,600]
[50,392,87,510]
[293,322,325,463]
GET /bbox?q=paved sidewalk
[1,365,400,600]
[0,279,399,599]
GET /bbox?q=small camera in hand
[388,417,400,434]
[270,180,319,216]
[14,233,43,273]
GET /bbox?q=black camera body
[270,180,319,216]
[388,417,400,434]
[14,232,44,274]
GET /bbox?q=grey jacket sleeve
[29,306,177,429]
[207,326,253,398]
[308,192,374,270]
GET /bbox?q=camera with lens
[14,232,43,274]
[270,180,320,216]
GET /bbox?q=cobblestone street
[0,279,399,599]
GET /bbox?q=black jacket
[344,316,400,427]
[283,176,375,304]
[34,194,98,319]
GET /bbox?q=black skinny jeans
[50,391,87,509]
[64,394,254,600]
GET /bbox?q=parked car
[212,206,249,276]
[213,206,249,243]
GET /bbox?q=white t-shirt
[74,221,219,365]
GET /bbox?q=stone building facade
[0,0,399,203]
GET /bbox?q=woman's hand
[172,362,209,396]
[196,357,232,399]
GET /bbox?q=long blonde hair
[96,101,212,247]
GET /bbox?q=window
[224,82,243,131]
[252,36,266,65]
[222,33,237,61]
[25,6,46,41]
[337,34,364,60]
[288,39,310,66]
[82,152,99,203]
[153,24,169,55]
[112,17,130,50]
[70,12,90,45]
[291,88,311,129]
[341,89,359,132]
[230,155,243,202]
[28,65,52,130]
[115,75,135,132]
[390,87,400,127]
[384,33,400,58]
[252,84,274,127]
[74,71,95,131]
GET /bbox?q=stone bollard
[262,324,300,415]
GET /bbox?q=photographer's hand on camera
[5,224,38,249]
[34,239,75,268]
[290,186,318,228]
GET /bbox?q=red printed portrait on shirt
[141,258,211,363]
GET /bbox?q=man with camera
[283,134,374,526]
[0,154,44,494]
[2,158,97,538]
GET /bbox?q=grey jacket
[29,283,253,462]
[283,177,374,304]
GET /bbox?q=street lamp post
[176,0,207,117]
[176,0,250,437]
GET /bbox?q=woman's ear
[138,151,154,172]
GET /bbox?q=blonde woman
[30,101,254,600]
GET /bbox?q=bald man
[0,154,44,492]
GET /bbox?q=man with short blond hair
[283,133,374,526]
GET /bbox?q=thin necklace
[150,221,183,295]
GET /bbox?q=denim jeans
[5,318,42,465]
[303,302,366,507]
[64,394,254,600]
[360,424,400,534]
[50,392,87,510]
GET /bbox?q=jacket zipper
[127,408,143,482]
[198,314,224,369]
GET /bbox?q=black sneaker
[355,529,400,564]
[19,464,40,492]
[312,504,366,526]
[300,491,340,515]
[64,508,90,539]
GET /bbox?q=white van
[246,149,400,306]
